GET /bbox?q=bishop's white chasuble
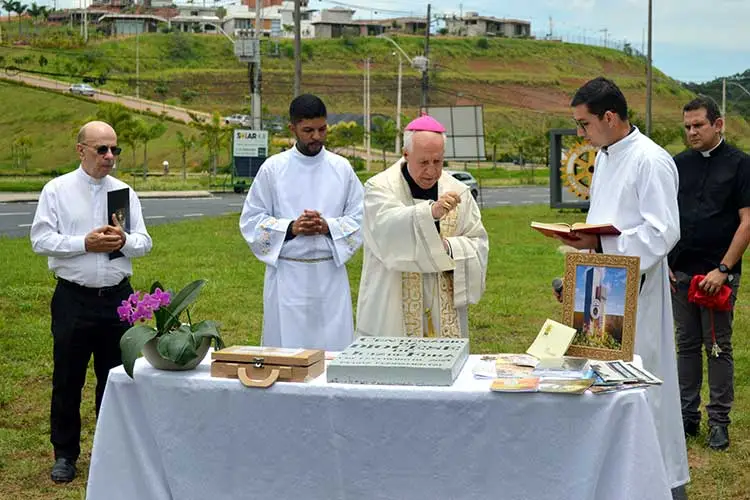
[356,160,488,338]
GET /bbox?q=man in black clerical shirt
[668,96,750,451]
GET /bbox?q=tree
[11,135,32,172]
[1,0,13,23]
[120,123,141,171]
[154,79,169,102]
[628,109,682,149]
[370,116,398,169]
[11,1,27,35]
[176,131,197,182]
[189,111,224,180]
[327,121,363,157]
[133,119,167,179]
[215,6,226,20]
[95,103,134,138]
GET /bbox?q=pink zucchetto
[404,115,446,133]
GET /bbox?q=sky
[312,0,749,83]
[574,265,627,315]
[42,0,749,83]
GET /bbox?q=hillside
[0,81,216,175]
[2,33,749,173]
[1,34,697,121]
[685,69,750,123]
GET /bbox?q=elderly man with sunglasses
[30,120,152,484]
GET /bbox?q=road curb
[0,191,215,203]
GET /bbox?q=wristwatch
[718,264,730,274]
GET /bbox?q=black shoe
[683,420,700,437]
[671,485,688,500]
[50,457,76,483]
[707,425,729,450]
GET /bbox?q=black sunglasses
[83,144,122,156]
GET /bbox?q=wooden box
[211,346,325,388]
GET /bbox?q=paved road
[0,187,551,238]
[1,71,210,123]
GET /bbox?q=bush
[302,43,314,61]
[180,88,199,104]
[347,155,366,171]
[476,38,490,50]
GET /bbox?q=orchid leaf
[119,325,158,379]
[162,279,206,333]
[157,325,198,365]
[191,320,225,350]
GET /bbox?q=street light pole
[136,29,140,100]
[252,0,263,130]
[421,3,431,110]
[395,53,402,154]
[293,0,302,97]
[364,57,371,172]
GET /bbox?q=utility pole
[84,0,88,43]
[599,28,609,48]
[722,77,727,133]
[420,3,431,110]
[252,0,263,130]
[136,29,140,99]
[364,57,371,171]
[395,54,402,154]
[645,0,653,136]
[293,0,302,97]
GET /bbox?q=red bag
[687,274,733,357]
[687,275,732,311]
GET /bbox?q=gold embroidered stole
[401,208,461,338]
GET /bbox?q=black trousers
[50,278,133,461]
[672,271,738,427]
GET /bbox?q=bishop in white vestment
[565,78,689,490]
[240,95,364,351]
[356,116,488,338]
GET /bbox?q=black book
[107,187,130,260]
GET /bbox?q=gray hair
[403,130,447,153]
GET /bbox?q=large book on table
[327,337,470,387]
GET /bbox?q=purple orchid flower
[117,286,172,326]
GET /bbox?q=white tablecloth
[87,355,672,500]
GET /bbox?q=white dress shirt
[30,166,152,287]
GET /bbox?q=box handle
[238,366,279,388]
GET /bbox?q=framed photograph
[561,253,640,361]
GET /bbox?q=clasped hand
[292,209,329,236]
[431,191,461,219]
[84,214,126,253]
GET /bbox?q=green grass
[0,205,749,498]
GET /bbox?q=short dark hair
[683,96,722,124]
[570,77,628,120]
[289,94,327,124]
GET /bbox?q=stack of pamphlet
[486,320,596,394]
[588,360,662,394]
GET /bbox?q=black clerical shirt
[401,162,440,232]
[668,140,750,275]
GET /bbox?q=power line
[318,0,414,16]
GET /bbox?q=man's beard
[296,140,323,157]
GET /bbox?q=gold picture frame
[562,253,640,361]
